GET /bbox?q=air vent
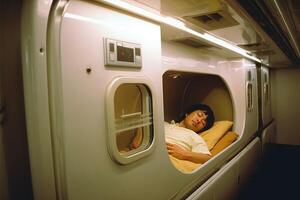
[172,37,212,48]
[239,42,275,56]
[183,10,239,30]
[254,49,276,56]
[194,13,223,23]
[238,42,270,51]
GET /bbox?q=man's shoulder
[165,122,195,134]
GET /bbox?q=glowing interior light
[162,17,185,28]
[65,13,102,25]
[100,0,262,63]
[101,0,163,22]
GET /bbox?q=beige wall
[163,71,233,122]
[271,67,300,145]
[0,0,33,199]
[184,76,233,122]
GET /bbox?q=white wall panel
[187,138,260,200]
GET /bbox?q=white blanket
[164,122,211,155]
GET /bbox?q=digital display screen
[117,46,134,62]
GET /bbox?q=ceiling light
[100,0,262,63]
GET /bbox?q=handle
[263,82,269,105]
[246,81,253,111]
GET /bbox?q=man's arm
[129,127,143,149]
[166,143,212,164]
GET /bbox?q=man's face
[184,110,208,132]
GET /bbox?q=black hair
[179,103,215,132]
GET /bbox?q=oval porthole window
[106,77,155,164]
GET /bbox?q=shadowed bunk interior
[162,70,239,172]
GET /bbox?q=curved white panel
[260,66,272,126]
[22,0,260,199]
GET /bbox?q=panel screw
[86,66,92,74]
[39,48,44,54]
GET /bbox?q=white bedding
[164,122,211,155]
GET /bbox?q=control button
[109,43,115,52]
[135,56,141,64]
[109,53,115,61]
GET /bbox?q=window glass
[110,83,153,162]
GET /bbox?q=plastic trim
[106,76,156,164]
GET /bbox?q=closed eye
[197,111,207,119]
[200,119,206,126]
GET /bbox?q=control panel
[104,38,142,68]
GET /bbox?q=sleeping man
[165,103,215,164]
[131,103,215,164]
